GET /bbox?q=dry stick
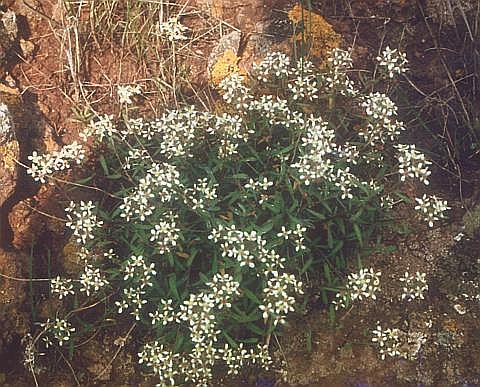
[0,272,50,282]
[56,344,81,386]
[94,322,136,381]
[15,200,68,223]
[420,5,471,207]
[273,333,289,380]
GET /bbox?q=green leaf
[99,155,109,175]
[222,331,237,347]
[353,223,363,246]
[168,274,179,300]
[246,323,264,336]
[243,288,261,304]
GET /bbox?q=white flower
[253,52,291,82]
[149,299,175,326]
[40,318,75,347]
[80,114,116,142]
[376,46,408,78]
[277,226,292,240]
[396,144,432,185]
[414,194,450,227]
[27,142,85,183]
[259,272,303,326]
[65,200,103,245]
[79,264,109,296]
[50,276,74,299]
[156,16,189,42]
[117,84,142,105]
[333,268,381,309]
[399,271,428,301]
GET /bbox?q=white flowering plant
[25,46,450,384]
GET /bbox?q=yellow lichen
[0,140,19,172]
[288,3,341,63]
[210,49,242,87]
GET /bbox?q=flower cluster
[210,224,266,269]
[116,255,157,320]
[210,113,253,158]
[79,263,109,296]
[172,275,241,383]
[119,162,181,221]
[123,254,157,289]
[138,341,179,386]
[376,46,408,78]
[333,267,381,309]
[218,73,252,110]
[156,16,189,42]
[117,84,142,105]
[244,177,274,204]
[414,194,450,227]
[184,177,219,211]
[360,92,404,145]
[277,224,308,252]
[287,60,319,101]
[80,114,116,142]
[150,212,180,254]
[65,200,104,245]
[27,142,85,183]
[253,51,291,82]
[156,107,208,158]
[50,276,74,299]
[259,272,304,326]
[371,324,401,359]
[219,343,272,376]
[249,95,292,126]
[396,144,432,185]
[399,271,428,301]
[149,299,175,326]
[290,115,336,185]
[324,48,356,95]
[372,324,426,360]
[40,318,75,347]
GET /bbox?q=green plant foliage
[24,47,450,385]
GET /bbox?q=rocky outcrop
[0,248,28,357]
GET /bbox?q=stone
[0,248,28,354]
[0,93,20,209]
[0,9,18,69]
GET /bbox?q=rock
[190,0,279,33]
[0,92,20,208]
[208,31,242,86]
[0,248,28,354]
[287,4,341,63]
[0,9,18,71]
[19,38,35,59]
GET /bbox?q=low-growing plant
[23,46,449,385]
